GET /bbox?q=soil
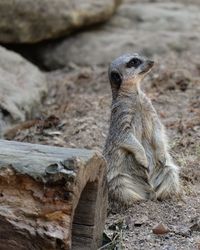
[3,1,200,249]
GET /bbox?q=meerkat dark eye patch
[110,71,122,86]
[126,58,142,68]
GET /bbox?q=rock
[190,216,200,232]
[36,1,200,70]
[125,215,148,229]
[108,218,125,231]
[0,46,47,136]
[0,0,122,43]
[134,215,148,227]
[173,225,191,237]
[152,223,170,235]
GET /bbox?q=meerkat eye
[110,71,122,86]
[126,58,142,68]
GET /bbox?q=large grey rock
[0,46,47,135]
[37,2,200,69]
[0,0,121,43]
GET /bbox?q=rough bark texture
[0,140,107,250]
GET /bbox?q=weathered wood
[0,140,107,250]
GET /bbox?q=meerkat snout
[109,53,154,96]
[139,59,154,75]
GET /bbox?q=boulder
[36,2,200,69]
[0,46,47,136]
[0,0,122,43]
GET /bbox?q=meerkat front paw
[120,135,149,171]
[135,153,149,170]
[155,150,167,167]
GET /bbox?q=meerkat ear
[110,71,122,86]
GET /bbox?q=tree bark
[0,140,107,250]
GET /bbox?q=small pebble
[152,223,170,235]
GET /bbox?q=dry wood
[0,139,107,250]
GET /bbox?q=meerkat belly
[130,110,156,171]
[129,115,155,175]
[141,113,156,174]
[130,112,143,140]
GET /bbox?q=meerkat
[103,53,180,206]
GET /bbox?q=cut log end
[0,140,108,250]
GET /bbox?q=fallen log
[0,140,107,250]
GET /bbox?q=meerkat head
[108,53,154,97]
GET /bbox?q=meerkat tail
[150,163,180,199]
[108,173,150,205]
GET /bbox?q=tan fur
[103,54,180,206]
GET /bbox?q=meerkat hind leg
[109,173,150,205]
[151,163,180,200]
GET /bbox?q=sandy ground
[3,0,200,249]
